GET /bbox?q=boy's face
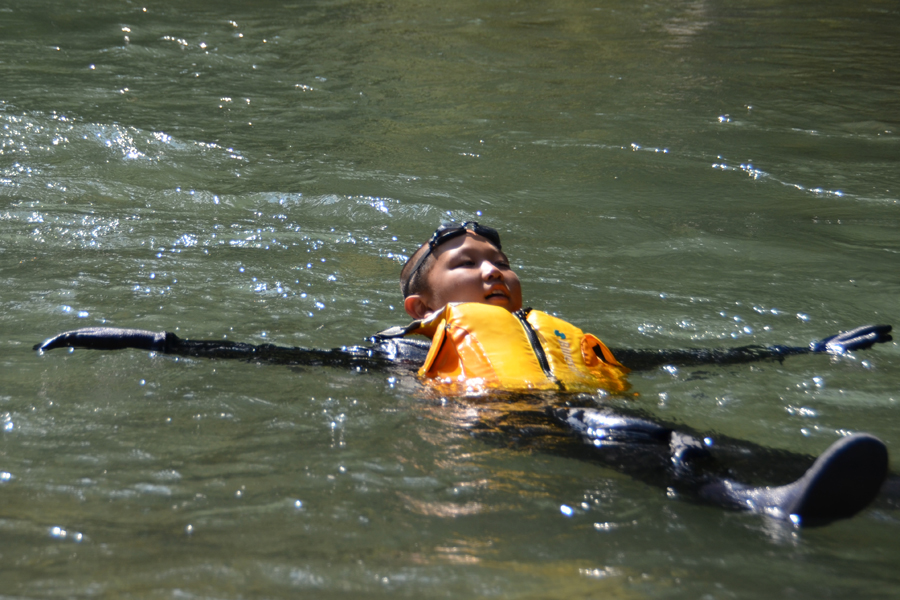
[403,232,522,319]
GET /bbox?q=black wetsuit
[34,324,893,525]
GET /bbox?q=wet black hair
[399,242,434,298]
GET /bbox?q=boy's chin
[482,296,517,311]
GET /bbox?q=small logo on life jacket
[553,330,578,369]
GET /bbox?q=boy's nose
[481,261,502,280]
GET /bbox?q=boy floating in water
[380,221,631,395]
[35,222,894,526]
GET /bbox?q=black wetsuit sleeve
[609,345,808,371]
[166,336,394,369]
[34,327,401,371]
[609,324,891,371]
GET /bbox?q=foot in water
[702,433,889,527]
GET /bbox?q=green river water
[2,0,899,597]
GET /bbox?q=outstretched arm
[35,327,399,371]
[610,324,892,371]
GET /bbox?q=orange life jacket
[382,303,629,394]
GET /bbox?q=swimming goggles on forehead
[426,221,502,252]
[402,221,503,297]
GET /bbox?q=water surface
[2,0,899,597]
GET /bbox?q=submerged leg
[552,406,723,488]
[554,407,888,526]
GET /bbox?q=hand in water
[810,324,893,354]
[34,327,166,352]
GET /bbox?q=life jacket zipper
[514,308,565,391]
